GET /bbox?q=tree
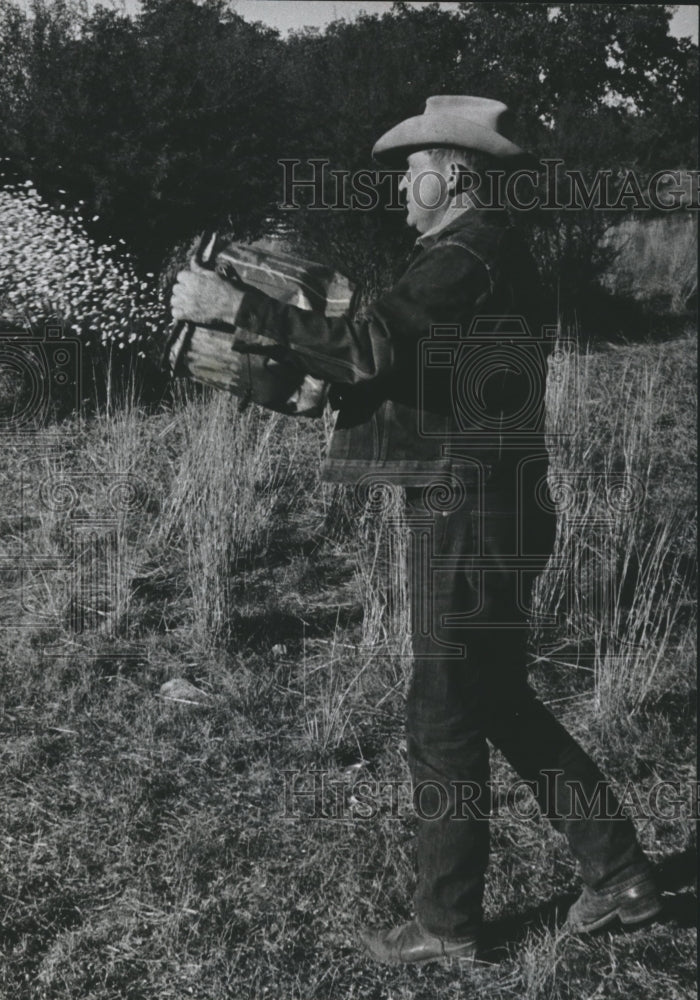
[275,2,697,320]
[0,0,286,270]
[0,0,695,295]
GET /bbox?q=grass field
[0,329,696,999]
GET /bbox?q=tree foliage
[0,0,696,289]
[0,0,286,268]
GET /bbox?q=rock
[158,678,211,705]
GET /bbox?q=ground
[0,330,696,1000]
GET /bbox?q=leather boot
[566,868,662,933]
[359,919,479,966]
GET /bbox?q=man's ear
[445,162,460,196]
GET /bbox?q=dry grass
[533,334,696,717]
[600,214,697,314]
[0,330,696,999]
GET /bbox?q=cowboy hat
[372,95,528,165]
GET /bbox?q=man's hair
[424,146,508,202]
[425,146,500,176]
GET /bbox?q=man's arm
[171,243,491,385]
[232,243,492,384]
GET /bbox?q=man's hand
[171,260,245,327]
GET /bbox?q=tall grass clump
[158,387,292,648]
[533,338,696,718]
[319,405,411,670]
[1,379,159,646]
[351,480,411,668]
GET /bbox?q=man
[171,96,661,967]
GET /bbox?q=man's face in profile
[398,149,451,234]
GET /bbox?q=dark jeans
[404,476,648,940]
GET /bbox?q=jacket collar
[415,199,473,247]
[415,199,511,252]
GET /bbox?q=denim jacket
[234,207,552,489]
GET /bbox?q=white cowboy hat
[372,95,528,164]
